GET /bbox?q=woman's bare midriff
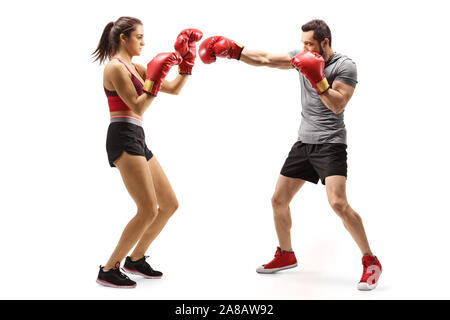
[110,110,143,120]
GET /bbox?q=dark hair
[301,19,332,47]
[92,16,143,64]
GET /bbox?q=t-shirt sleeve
[288,49,301,58]
[335,59,358,88]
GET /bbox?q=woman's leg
[103,152,159,270]
[129,157,179,260]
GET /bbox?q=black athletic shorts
[280,141,347,185]
[106,117,153,167]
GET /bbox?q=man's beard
[319,43,324,56]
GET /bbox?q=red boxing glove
[143,52,183,96]
[174,28,203,75]
[198,36,244,64]
[290,51,330,94]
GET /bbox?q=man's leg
[257,141,319,274]
[325,175,372,255]
[256,175,306,274]
[272,175,306,251]
[325,175,382,290]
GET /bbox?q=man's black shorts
[280,141,347,185]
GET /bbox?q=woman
[92,16,202,288]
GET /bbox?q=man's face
[301,30,324,56]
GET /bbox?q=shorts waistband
[110,116,142,127]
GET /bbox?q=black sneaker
[123,256,163,279]
[96,262,137,288]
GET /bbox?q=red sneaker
[357,255,382,291]
[256,247,298,274]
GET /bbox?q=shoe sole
[96,278,136,289]
[122,267,163,279]
[256,263,298,274]
[357,269,382,291]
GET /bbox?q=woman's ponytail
[92,22,114,64]
[92,17,142,64]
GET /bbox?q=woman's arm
[135,63,189,95]
[160,75,189,95]
[105,62,155,116]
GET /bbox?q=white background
[0,0,449,300]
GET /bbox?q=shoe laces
[135,256,154,272]
[112,262,132,281]
[266,248,283,265]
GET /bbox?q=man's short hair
[302,19,332,47]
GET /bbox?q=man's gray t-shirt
[288,50,358,144]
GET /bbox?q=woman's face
[122,24,145,56]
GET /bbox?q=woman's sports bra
[104,57,144,112]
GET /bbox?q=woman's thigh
[114,152,158,210]
[147,157,178,210]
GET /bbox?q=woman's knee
[136,205,158,226]
[160,197,179,217]
[166,198,179,216]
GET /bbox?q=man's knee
[329,198,349,217]
[271,194,290,210]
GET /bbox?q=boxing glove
[198,36,244,64]
[290,51,330,94]
[174,28,203,75]
[143,52,183,96]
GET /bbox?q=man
[199,19,382,291]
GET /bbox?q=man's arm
[319,80,355,114]
[198,36,293,70]
[290,51,356,114]
[240,50,293,69]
